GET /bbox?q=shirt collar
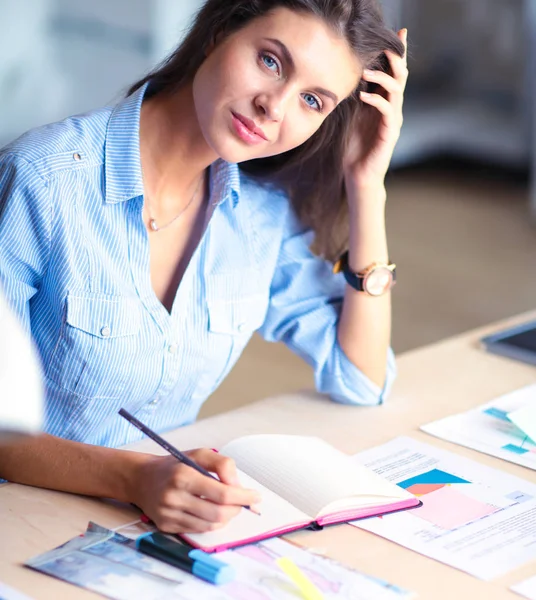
[209,159,241,209]
[104,83,147,204]
[104,81,241,207]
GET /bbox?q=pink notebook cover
[181,496,421,553]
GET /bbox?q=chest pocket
[206,270,269,338]
[193,272,269,400]
[207,295,268,336]
[47,294,142,399]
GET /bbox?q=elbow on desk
[318,370,394,407]
[318,346,396,407]
[327,385,388,407]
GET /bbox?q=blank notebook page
[221,434,409,518]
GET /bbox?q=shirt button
[150,397,160,405]
[237,322,246,333]
[168,344,177,355]
[100,326,111,338]
[73,152,82,161]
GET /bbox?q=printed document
[512,575,536,599]
[0,583,34,600]
[350,437,536,580]
[421,384,536,470]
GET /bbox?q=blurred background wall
[0,0,201,146]
[1,0,535,416]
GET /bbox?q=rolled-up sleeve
[257,207,396,406]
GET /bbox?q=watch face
[364,266,394,296]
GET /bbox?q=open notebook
[182,434,421,552]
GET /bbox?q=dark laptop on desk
[481,320,536,366]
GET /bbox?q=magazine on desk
[26,521,416,600]
[182,434,421,553]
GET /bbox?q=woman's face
[192,7,362,163]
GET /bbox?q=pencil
[118,408,260,516]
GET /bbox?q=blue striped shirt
[0,83,396,449]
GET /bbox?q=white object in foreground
[0,293,43,440]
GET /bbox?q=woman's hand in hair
[344,28,408,200]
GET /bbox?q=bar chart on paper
[421,384,536,470]
[350,437,536,580]
[481,406,536,456]
[397,469,498,530]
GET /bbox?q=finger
[214,455,241,486]
[187,448,240,486]
[362,70,403,96]
[397,28,408,62]
[155,508,220,534]
[384,50,408,83]
[181,493,242,524]
[385,29,408,80]
[359,92,395,125]
[181,466,262,507]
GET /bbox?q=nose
[254,87,291,122]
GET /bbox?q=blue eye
[261,53,279,72]
[303,93,321,111]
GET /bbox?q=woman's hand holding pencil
[129,450,261,534]
[119,409,261,534]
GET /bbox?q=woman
[0,0,407,533]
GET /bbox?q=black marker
[136,532,235,585]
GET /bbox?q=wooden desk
[2,312,536,599]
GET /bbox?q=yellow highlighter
[276,557,324,600]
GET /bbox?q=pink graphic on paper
[235,544,277,566]
[411,486,497,530]
[221,583,273,600]
[301,567,342,594]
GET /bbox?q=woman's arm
[337,29,408,388]
[257,203,395,405]
[0,434,143,500]
[0,435,260,533]
[337,184,390,388]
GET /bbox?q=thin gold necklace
[145,173,204,232]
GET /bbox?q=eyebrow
[263,37,340,105]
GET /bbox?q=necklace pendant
[149,219,159,232]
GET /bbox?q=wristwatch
[334,251,396,297]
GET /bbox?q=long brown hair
[129,0,404,261]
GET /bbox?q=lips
[231,112,268,145]
[235,113,268,140]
